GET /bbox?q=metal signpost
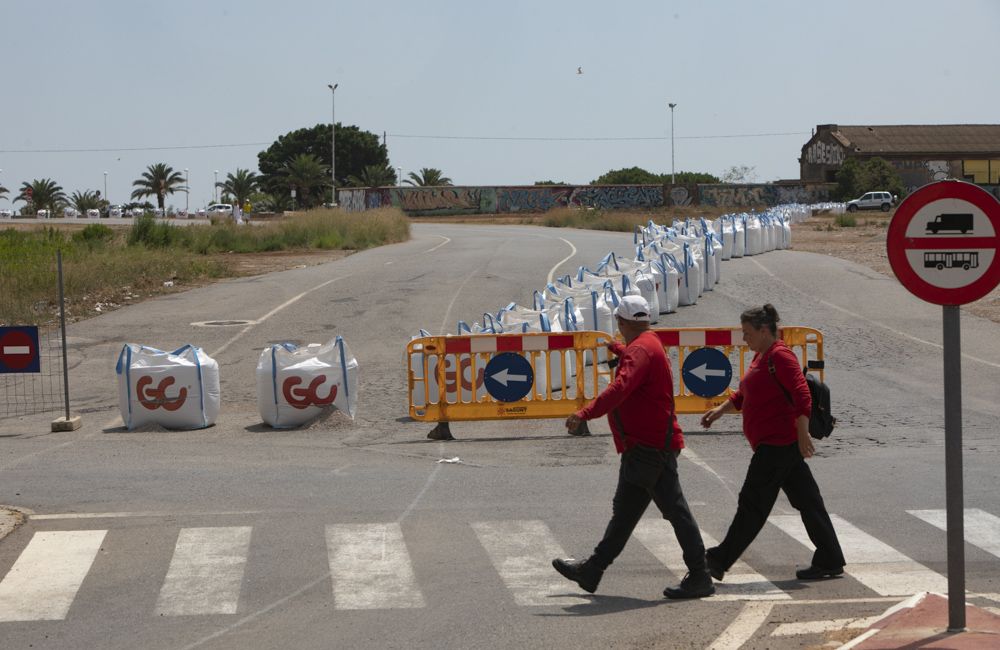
[681,347,733,398]
[886,180,1000,631]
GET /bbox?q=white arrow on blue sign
[681,347,733,398]
[484,352,535,402]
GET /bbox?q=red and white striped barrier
[444,334,575,354]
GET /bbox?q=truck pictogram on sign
[926,213,973,234]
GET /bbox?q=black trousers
[591,448,706,573]
[708,442,845,571]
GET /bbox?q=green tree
[347,164,398,187]
[257,123,390,196]
[69,190,103,212]
[533,180,569,185]
[833,157,905,201]
[215,168,260,208]
[281,153,329,208]
[672,171,721,184]
[0,183,8,202]
[403,168,453,186]
[131,163,186,209]
[15,179,67,215]
[591,167,720,185]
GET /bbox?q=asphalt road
[1,223,999,649]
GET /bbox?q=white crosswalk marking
[155,527,252,616]
[633,519,790,600]
[770,514,948,595]
[326,523,424,610]
[472,520,589,606]
[909,508,1000,557]
[0,530,106,622]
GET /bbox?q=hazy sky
[2,0,998,209]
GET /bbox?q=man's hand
[565,413,583,432]
[798,431,815,459]
[700,406,722,429]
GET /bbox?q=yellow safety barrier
[406,326,824,426]
[654,326,825,414]
[408,331,612,423]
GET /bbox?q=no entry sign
[887,181,1000,305]
[0,326,41,373]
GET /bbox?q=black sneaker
[705,552,725,582]
[663,571,715,599]
[552,558,603,594]
[795,565,844,580]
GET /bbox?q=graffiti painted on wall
[496,187,573,212]
[668,186,694,206]
[569,186,663,210]
[804,141,845,165]
[392,187,498,215]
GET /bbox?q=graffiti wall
[337,183,834,214]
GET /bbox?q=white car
[206,203,233,216]
[846,191,896,212]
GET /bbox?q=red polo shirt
[729,341,811,450]
[577,330,684,453]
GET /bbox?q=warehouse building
[800,124,1000,191]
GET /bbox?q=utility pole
[668,102,677,185]
[327,83,338,206]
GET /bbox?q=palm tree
[131,163,186,209]
[69,190,103,213]
[0,183,8,203]
[215,168,259,208]
[404,168,453,187]
[281,154,329,208]
[16,179,67,215]
[347,164,397,188]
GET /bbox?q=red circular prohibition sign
[0,330,38,371]
[887,181,1000,305]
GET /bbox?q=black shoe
[552,558,602,594]
[705,552,725,582]
[795,565,844,580]
[663,571,715,599]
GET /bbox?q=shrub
[74,223,115,244]
[835,214,857,227]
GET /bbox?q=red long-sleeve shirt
[729,340,811,450]
[577,330,684,453]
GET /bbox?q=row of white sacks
[411,205,827,402]
[115,338,358,430]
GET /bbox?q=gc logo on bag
[137,376,188,411]
[282,375,338,409]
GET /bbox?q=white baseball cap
[614,295,651,322]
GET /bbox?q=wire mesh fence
[1,250,69,420]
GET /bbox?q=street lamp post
[327,83,338,206]
[668,102,677,185]
[214,170,219,203]
[184,168,190,213]
[397,167,403,186]
[103,172,108,209]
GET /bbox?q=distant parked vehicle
[0,209,13,219]
[108,207,123,218]
[86,209,101,219]
[926,213,973,234]
[206,203,233,216]
[846,191,896,212]
[63,207,80,218]
[37,209,51,218]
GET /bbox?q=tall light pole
[668,102,677,185]
[214,170,219,203]
[103,171,108,208]
[327,83,338,206]
[184,168,190,213]
[397,167,403,186]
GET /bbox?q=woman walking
[700,304,845,581]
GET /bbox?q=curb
[0,506,26,542]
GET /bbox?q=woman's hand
[701,406,723,429]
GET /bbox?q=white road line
[770,514,948,596]
[425,235,450,253]
[771,615,882,636]
[472,520,588,606]
[326,523,424,610]
[909,508,1000,557]
[707,601,775,650]
[32,510,268,520]
[0,530,106,621]
[547,237,577,285]
[749,257,1000,370]
[155,527,252,616]
[634,520,790,601]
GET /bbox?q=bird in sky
[577,67,583,74]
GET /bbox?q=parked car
[846,191,896,212]
[206,203,233,216]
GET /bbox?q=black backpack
[768,358,836,440]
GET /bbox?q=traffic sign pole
[943,305,965,631]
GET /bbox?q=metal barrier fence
[1,250,75,427]
[406,327,824,431]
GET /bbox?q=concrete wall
[338,182,833,215]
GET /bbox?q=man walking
[553,295,714,599]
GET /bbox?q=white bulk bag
[257,337,358,428]
[703,231,723,289]
[744,215,763,255]
[116,344,220,430]
[652,254,680,314]
[676,243,703,306]
[621,270,660,323]
[495,303,577,394]
[732,216,746,258]
[716,217,734,260]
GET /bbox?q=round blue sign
[484,353,535,403]
[681,347,733,398]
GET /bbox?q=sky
[2,0,999,210]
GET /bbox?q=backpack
[767,358,836,440]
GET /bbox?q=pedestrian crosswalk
[0,508,998,622]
